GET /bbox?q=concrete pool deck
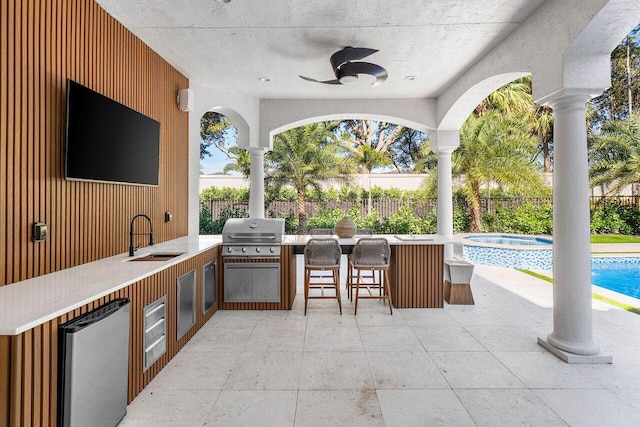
[591,242,640,254]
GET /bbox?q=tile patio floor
[121,260,640,426]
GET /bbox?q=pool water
[591,257,640,299]
[465,235,552,246]
[462,238,640,299]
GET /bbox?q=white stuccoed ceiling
[95,0,547,99]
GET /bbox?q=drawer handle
[145,303,165,317]
[145,318,164,334]
[146,334,165,350]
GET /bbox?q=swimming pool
[592,257,640,299]
[461,233,553,270]
[465,235,553,246]
[462,239,640,299]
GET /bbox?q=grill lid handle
[228,234,276,240]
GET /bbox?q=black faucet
[129,214,154,256]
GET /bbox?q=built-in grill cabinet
[222,218,285,304]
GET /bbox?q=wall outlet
[32,222,47,242]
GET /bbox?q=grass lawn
[590,235,640,244]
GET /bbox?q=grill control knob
[227,247,232,253]
[242,247,247,252]
[270,247,275,253]
[256,247,261,253]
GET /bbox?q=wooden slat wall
[219,247,298,310]
[389,245,444,308]
[0,247,219,427]
[0,0,189,289]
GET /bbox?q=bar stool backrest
[304,238,341,267]
[309,228,333,236]
[351,238,390,267]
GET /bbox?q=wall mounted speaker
[177,88,194,112]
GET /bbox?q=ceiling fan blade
[299,75,342,85]
[339,62,388,87]
[330,47,379,71]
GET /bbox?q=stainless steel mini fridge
[57,298,130,427]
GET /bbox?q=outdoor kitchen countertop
[1,233,453,335]
[283,234,454,246]
[0,235,221,335]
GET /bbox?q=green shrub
[307,208,346,229]
[199,206,216,235]
[200,186,249,202]
[590,202,633,234]
[201,186,640,236]
[453,205,470,233]
[351,207,384,233]
[483,203,553,234]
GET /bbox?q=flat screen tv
[65,79,160,186]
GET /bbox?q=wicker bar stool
[347,229,376,296]
[304,238,343,315]
[349,238,393,315]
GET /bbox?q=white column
[248,148,265,218]
[431,130,459,260]
[437,149,455,259]
[545,94,600,356]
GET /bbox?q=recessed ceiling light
[216,0,231,4]
[404,75,417,81]
[259,77,270,82]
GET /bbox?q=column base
[538,337,612,364]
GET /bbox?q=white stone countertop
[282,234,454,245]
[0,235,221,335]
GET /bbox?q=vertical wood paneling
[0,0,189,289]
[0,0,8,286]
[389,245,444,308]
[0,336,10,427]
[0,248,219,426]
[1,0,192,424]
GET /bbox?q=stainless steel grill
[222,218,285,258]
[221,218,285,303]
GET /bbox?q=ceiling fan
[299,46,388,87]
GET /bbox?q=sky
[200,125,239,175]
[200,147,232,175]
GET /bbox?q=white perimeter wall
[199,173,432,194]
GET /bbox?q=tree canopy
[591,24,640,127]
[265,123,354,233]
[589,112,640,195]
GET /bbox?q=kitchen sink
[128,252,185,262]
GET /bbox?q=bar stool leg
[354,269,361,315]
[334,269,342,315]
[304,268,310,315]
[384,269,393,315]
[346,258,353,300]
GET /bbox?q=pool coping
[456,233,553,250]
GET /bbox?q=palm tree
[589,112,640,195]
[453,110,546,232]
[266,123,354,233]
[474,78,533,117]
